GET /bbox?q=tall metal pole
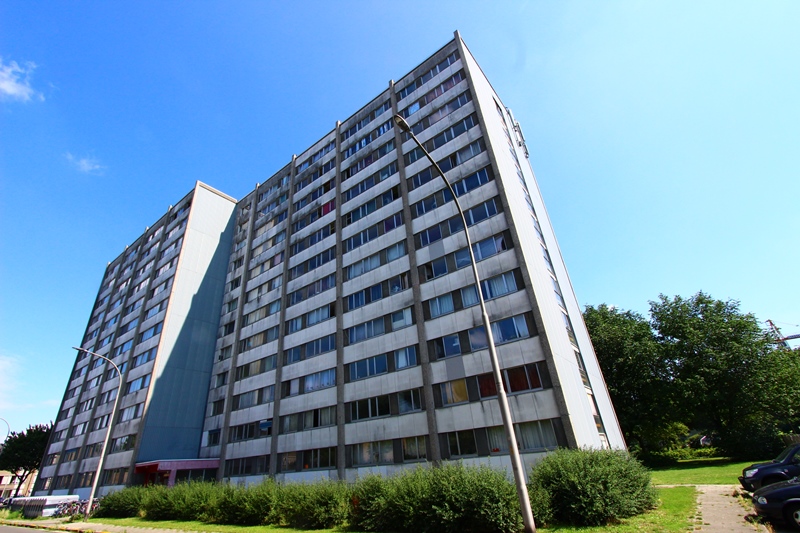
[393,115,536,533]
[72,347,123,520]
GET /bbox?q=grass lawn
[85,487,695,533]
[649,457,766,485]
[542,486,696,532]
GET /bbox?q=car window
[774,445,796,462]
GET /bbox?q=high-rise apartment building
[37,32,623,496]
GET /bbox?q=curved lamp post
[0,417,9,441]
[393,114,536,533]
[72,347,123,520]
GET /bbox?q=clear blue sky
[1,1,798,434]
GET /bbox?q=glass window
[391,308,412,330]
[441,379,468,405]
[429,294,454,318]
[395,346,417,369]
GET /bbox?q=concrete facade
[38,33,623,495]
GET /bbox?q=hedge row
[96,450,657,530]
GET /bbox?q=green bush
[139,482,221,521]
[350,464,522,533]
[639,446,721,467]
[349,475,393,532]
[94,485,147,518]
[526,483,553,527]
[272,480,351,529]
[528,448,657,527]
[205,480,277,525]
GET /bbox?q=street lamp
[0,417,9,441]
[72,347,123,520]
[393,114,536,533]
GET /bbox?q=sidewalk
[692,484,770,532]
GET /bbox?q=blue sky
[1,1,798,434]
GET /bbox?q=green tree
[583,304,678,453]
[585,292,800,459]
[0,423,52,496]
[648,292,788,456]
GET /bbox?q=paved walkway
[692,484,770,532]
[1,486,787,532]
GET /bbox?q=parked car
[740,444,800,492]
[753,477,800,531]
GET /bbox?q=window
[224,455,269,477]
[468,315,531,350]
[92,414,110,431]
[144,300,167,320]
[214,372,228,388]
[425,257,448,280]
[102,468,129,486]
[207,429,220,446]
[70,422,88,437]
[397,388,422,413]
[138,322,163,343]
[113,339,134,357]
[231,385,274,410]
[351,440,393,466]
[516,420,559,451]
[99,388,118,405]
[222,321,235,336]
[125,374,151,394]
[346,317,385,345]
[211,399,225,415]
[303,368,336,393]
[440,379,468,406]
[77,398,95,413]
[109,434,136,453]
[62,448,80,462]
[429,294,454,318]
[394,346,418,369]
[447,430,477,457]
[349,353,388,381]
[432,334,461,359]
[74,471,93,488]
[402,436,427,462]
[118,403,144,422]
[132,347,157,368]
[228,420,272,442]
[350,395,390,421]
[83,442,103,458]
[304,447,337,470]
[391,307,413,330]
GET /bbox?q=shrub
[528,448,657,526]
[349,475,392,532]
[205,480,277,525]
[94,485,147,518]
[272,480,351,529]
[350,464,522,533]
[526,483,553,527]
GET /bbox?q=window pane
[461,285,479,307]
[469,326,488,351]
[506,367,529,392]
[487,426,508,453]
[478,374,497,398]
[443,335,461,357]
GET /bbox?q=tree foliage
[0,422,52,496]
[585,292,800,459]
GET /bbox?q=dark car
[753,477,800,531]
[740,444,800,492]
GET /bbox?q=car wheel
[784,503,800,531]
